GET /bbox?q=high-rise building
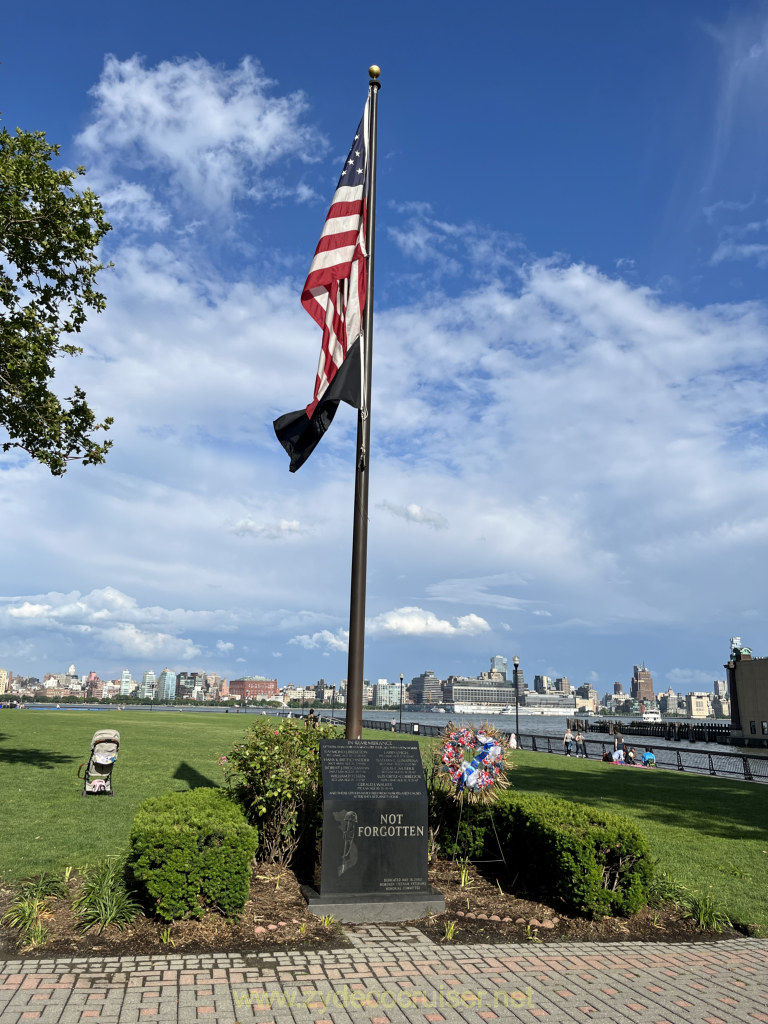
[120,670,133,696]
[554,676,570,694]
[0,668,9,695]
[490,655,508,680]
[631,664,655,702]
[613,681,623,694]
[685,692,710,719]
[410,670,442,705]
[373,680,405,706]
[157,668,177,701]
[713,679,728,699]
[139,669,156,699]
[533,674,551,694]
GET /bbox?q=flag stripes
[273,97,370,472]
[301,102,368,419]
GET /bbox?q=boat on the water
[642,710,662,723]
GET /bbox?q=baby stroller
[78,729,120,796]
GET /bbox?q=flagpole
[345,65,380,741]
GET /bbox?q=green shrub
[127,788,258,922]
[221,719,340,867]
[431,789,653,918]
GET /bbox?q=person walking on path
[306,708,316,728]
[563,727,573,756]
[575,730,586,757]
[390,716,396,732]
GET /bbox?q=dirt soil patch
[415,860,744,945]
[0,860,742,959]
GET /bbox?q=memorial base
[303,885,445,924]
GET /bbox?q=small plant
[73,858,139,934]
[458,858,472,888]
[2,895,47,935]
[524,924,542,943]
[21,920,49,951]
[443,919,457,941]
[298,922,307,935]
[320,914,335,927]
[16,872,68,901]
[680,888,731,933]
[159,925,175,946]
[2,872,69,950]
[646,871,690,909]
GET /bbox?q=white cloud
[427,575,530,611]
[366,607,491,638]
[231,518,303,539]
[710,240,768,265]
[387,204,522,279]
[216,640,235,653]
[665,668,717,688]
[77,54,325,212]
[378,501,448,529]
[289,629,349,652]
[100,623,200,660]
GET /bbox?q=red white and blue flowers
[438,724,512,800]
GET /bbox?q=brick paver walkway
[0,927,766,1024]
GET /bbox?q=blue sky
[2,0,767,694]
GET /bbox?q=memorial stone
[305,739,445,922]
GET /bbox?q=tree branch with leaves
[1,121,113,475]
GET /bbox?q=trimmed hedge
[431,788,653,917]
[127,788,258,921]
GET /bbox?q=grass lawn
[2,713,765,934]
[0,709,258,881]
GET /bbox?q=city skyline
[2,2,768,691]
[2,651,725,700]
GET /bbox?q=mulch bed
[0,860,744,959]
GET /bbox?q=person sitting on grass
[612,747,625,764]
[626,747,636,764]
[601,751,612,762]
[642,748,656,767]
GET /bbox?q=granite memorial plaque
[305,739,444,922]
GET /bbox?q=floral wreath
[437,723,512,801]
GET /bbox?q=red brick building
[228,677,278,700]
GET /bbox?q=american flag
[302,99,369,419]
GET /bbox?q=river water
[18,702,739,756]
[332,708,739,757]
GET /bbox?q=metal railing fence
[324,716,768,785]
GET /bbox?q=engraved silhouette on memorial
[333,810,358,875]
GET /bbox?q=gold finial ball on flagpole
[368,65,381,79]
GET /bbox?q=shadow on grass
[173,761,218,789]
[0,746,77,768]
[512,756,768,841]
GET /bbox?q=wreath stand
[450,794,507,868]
